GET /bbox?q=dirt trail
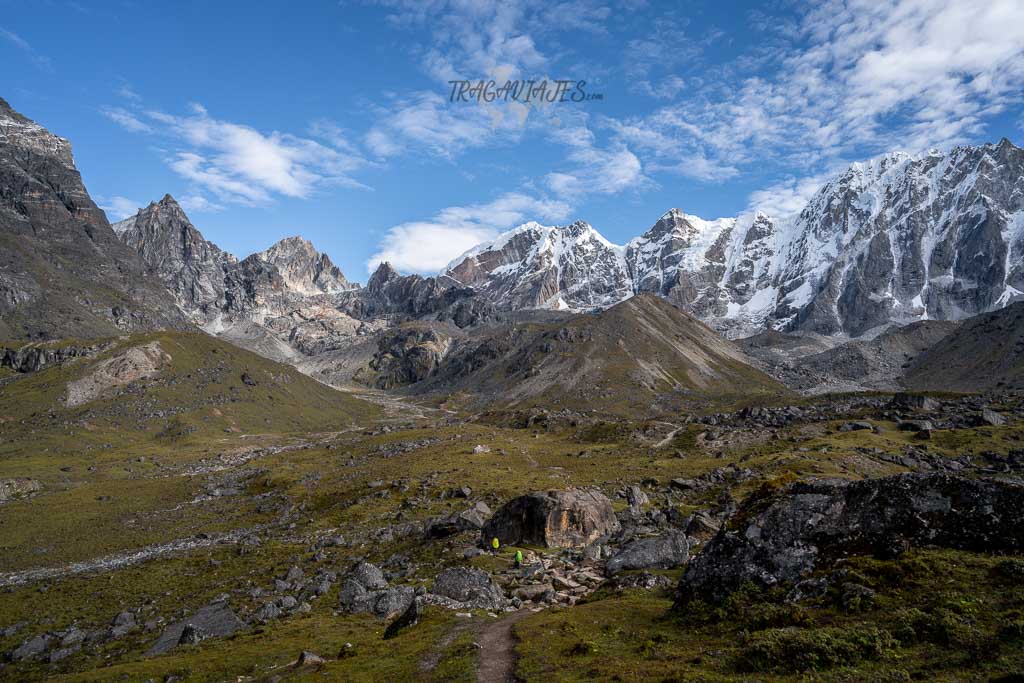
[654,423,682,449]
[476,609,532,683]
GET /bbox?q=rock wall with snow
[443,140,1024,338]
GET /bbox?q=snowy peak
[436,140,1024,337]
[445,219,632,310]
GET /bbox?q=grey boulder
[430,567,507,610]
[605,530,690,576]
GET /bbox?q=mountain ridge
[0,97,186,339]
[441,140,1024,339]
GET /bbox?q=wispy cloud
[116,84,142,102]
[365,91,505,159]
[178,194,224,213]
[544,122,648,197]
[601,0,1024,213]
[0,26,53,72]
[98,196,142,222]
[101,106,152,133]
[367,191,572,274]
[102,100,370,206]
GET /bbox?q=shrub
[735,626,896,673]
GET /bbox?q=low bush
[735,626,896,673]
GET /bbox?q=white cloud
[545,123,648,197]
[635,76,687,101]
[367,192,572,274]
[745,173,831,218]
[101,106,152,133]
[178,194,224,213]
[606,0,1024,194]
[365,92,501,159]
[0,26,52,72]
[102,102,371,206]
[99,196,142,221]
[116,84,142,102]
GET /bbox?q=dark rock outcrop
[430,567,507,610]
[1,342,106,373]
[605,530,690,576]
[677,473,1024,605]
[145,601,242,656]
[425,502,491,539]
[482,489,620,548]
[368,327,451,389]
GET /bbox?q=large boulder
[605,530,690,576]
[338,561,414,619]
[889,393,940,412]
[430,567,507,610]
[482,489,620,548]
[677,473,1024,605]
[146,601,242,656]
[425,502,492,539]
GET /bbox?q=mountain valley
[3,96,1024,683]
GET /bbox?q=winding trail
[476,609,532,683]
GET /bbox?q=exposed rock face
[626,209,736,316]
[353,262,490,327]
[430,567,507,610]
[1,342,107,373]
[605,530,690,576]
[64,342,171,407]
[482,489,620,548]
[443,141,1024,338]
[367,327,451,389]
[114,194,488,360]
[425,501,491,539]
[0,97,185,339]
[0,478,42,503]
[255,236,350,295]
[114,195,236,318]
[677,474,1024,605]
[145,601,242,656]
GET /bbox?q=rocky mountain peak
[367,262,400,292]
[0,97,74,167]
[257,236,352,295]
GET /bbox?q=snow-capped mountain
[445,220,632,310]
[443,139,1024,337]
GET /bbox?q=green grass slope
[0,331,379,571]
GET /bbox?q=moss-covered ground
[1,333,1023,680]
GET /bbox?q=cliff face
[0,97,185,339]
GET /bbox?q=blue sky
[3,0,1024,281]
